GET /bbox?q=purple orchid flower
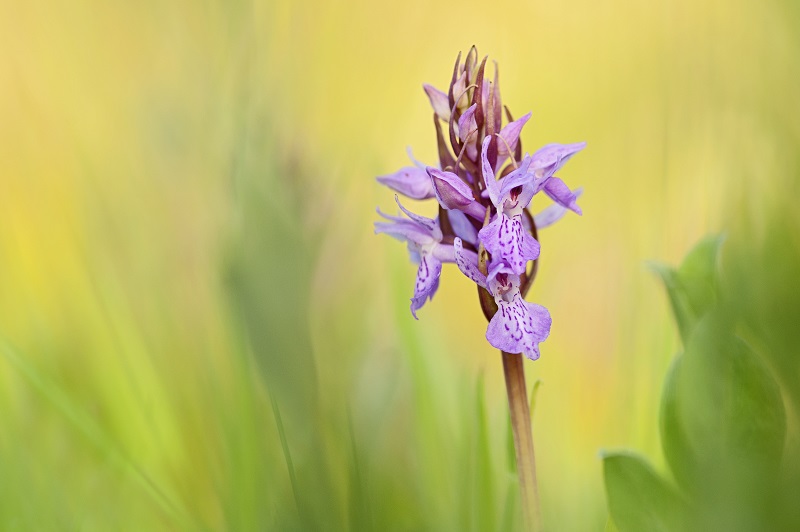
[454,238,551,360]
[375,196,469,319]
[478,136,541,274]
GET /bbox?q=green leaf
[659,354,694,489]
[651,234,725,345]
[603,452,687,532]
[659,312,786,494]
[676,234,724,309]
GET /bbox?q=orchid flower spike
[374,46,585,365]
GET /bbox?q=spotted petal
[410,255,442,319]
[478,213,540,274]
[453,237,487,289]
[486,295,551,360]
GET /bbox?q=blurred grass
[0,0,799,530]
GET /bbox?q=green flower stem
[502,351,542,532]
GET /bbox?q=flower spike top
[374,47,585,361]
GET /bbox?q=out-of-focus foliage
[603,453,687,532]
[605,232,796,531]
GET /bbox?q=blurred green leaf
[474,373,495,531]
[658,354,694,490]
[651,234,725,345]
[602,452,687,532]
[660,312,786,495]
[0,338,193,529]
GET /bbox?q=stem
[502,351,542,532]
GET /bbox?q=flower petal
[486,260,517,295]
[478,213,540,275]
[530,142,586,179]
[454,237,487,289]
[394,195,442,238]
[481,136,500,207]
[497,112,531,156]
[534,187,584,228]
[410,254,442,319]
[486,295,551,360]
[427,168,486,220]
[458,104,478,144]
[496,156,536,208]
[427,168,474,209]
[423,84,451,121]
[543,177,582,215]
[374,209,433,246]
[448,210,478,246]
[377,166,435,200]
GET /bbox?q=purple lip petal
[478,213,541,275]
[486,295,551,360]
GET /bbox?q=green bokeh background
[1,0,798,530]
